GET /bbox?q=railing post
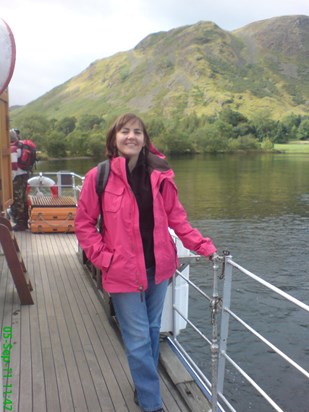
[210,255,221,412]
[71,173,77,200]
[172,271,177,342]
[217,252,233,395]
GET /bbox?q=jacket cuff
[199,240,217,257]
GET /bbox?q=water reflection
[168,153,309,220]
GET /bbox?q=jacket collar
[110,150,174,187]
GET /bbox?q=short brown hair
[105,113,151,159]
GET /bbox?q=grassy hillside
[11,15,309,124]
[275,141,309,153]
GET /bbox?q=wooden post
[0,90,13,214]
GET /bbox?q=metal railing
[168,251,309,412]
[28,171,84,201]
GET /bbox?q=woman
[75,113,216,412]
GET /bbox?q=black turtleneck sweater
[126,153,155,269]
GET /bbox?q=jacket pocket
[101,249,114,270]
[103,187,124,213]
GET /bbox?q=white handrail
[169,252,309,412]
[228,258,309,313]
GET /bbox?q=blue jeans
[111,267,168,412]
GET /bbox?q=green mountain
[11,15,309,122]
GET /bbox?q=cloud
[140,0,309,30]
[4,0,156,105]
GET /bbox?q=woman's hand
[209,252,219,261]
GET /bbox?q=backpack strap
[96,159,110,197]
[95,159,110,231]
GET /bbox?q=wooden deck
[0,230,191,412]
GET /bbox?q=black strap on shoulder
[96,159,110,198]
[95,159,110,231]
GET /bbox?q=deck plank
[44,234,92,410]
[3,264,21,412]
[55,235,133,412]
[30,233,62,412]
[37,233,97,411]
[50,235,122,411]
[0,230,192,412]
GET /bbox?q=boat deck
[0,230,191,412]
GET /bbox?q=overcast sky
[2,0,309,106]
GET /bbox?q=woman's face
[115,119,145,161]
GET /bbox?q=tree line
[12,109,309,159]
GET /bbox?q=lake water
[36,154,309,412]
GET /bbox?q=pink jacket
[75,154,216,293]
